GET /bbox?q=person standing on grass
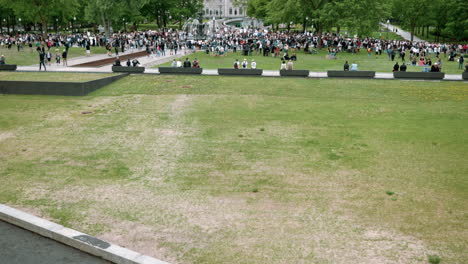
[55,49,61,65]
[39,51,47,71]
[86,40,91,57]
[46,50,52,66]
[62,50,68,66]
[458,55,464,70]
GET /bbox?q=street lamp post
[387,19,390,39]
[73,16,76,33]
[123,18,126,32]
[305,17,308,33]
[212,16,215,36]
[56,18,59,33]
[18,18,21,33]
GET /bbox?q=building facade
[203,0,247,19]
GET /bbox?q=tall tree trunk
[337,25,340,34]
[410,24,415,42]
[426,25,429,38]
[41,17,48,39]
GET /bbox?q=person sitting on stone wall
[0,55,5,65]
[114,57,121,66]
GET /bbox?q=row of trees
[0,0,466,41]
[0,0,202,37]
[247,0,468,41]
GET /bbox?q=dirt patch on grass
[0,132,14,142]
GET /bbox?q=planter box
[218,69,263,76]
[0,74,127,96]
[0,64,17,71]
[462,72,468,80]
[327,71,375,78]
[280,70,309,77]
[158,67,203,75]
[393,72,445,80]
[112,66,145,73]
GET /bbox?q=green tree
[85,0,148,37]
[6,0,79,37]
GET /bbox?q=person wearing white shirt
[251,59,256,69]
[350,62,358,71]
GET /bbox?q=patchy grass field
[157,49,464,74]
[0,72,117,82]
[0,75,467,264]
[0,46,107,66]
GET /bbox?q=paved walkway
[381,23,425,42]
[26,47,195,72]
[0,220,111,264]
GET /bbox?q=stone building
[203,0,247,19]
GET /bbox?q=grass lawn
[157,49,464,74]
[0,72,117,82]
[0,46,107,66]
[0,75,467,264]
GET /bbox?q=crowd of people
[0,28,467,72]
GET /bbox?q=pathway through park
[381,23,425,42]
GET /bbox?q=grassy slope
[0,72,117,82]
[157,49,463,74]
[0,76,467,264]
[0,46,107,66]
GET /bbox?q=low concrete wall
[462,72,468,80]
[394,72,445,80]
[327,71,375,78]
[280,70,309,77]
[158,67,203,75]
[0,64,17,71]
[112,66,145,73]
[0,74,127,96]
[218,68,263,76]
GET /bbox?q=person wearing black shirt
[400,63,407,72]
[393,62,399,72]
[183,58,191,68]
[114,57,121,66]
[126,59,131,67]
[132,59,140,67]
[343,61,349,71]
[39,52,46,71]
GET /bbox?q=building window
[229,8,232,15]
[215,10,218,15]
[234,9,237,15]
[210,10,212,15]
[206,9,209,15]
[239,8,243,15]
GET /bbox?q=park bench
[279,70,310,77]
[0,64,17,71]
[461,72,468,80]
[393,72,445,80]
[158,67,203,74]
[218,69,263,76]
[327,71,375,78]
[112,66,145,73]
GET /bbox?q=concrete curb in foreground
[0,204,170,264]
